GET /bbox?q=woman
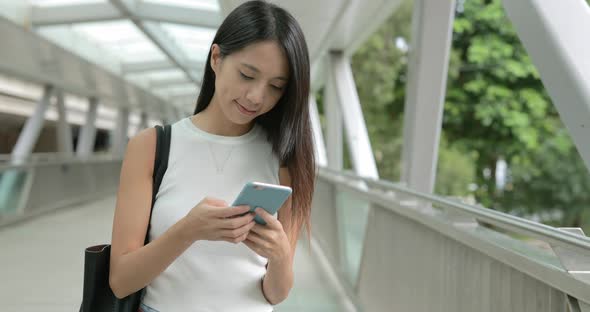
[108,1,316,311]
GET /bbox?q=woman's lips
[235,101,257,116]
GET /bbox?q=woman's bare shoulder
[123,127,158,176]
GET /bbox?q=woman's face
[210,40,290,125]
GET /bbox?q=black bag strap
[144,124,171,245]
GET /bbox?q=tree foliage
[346,0,590,229]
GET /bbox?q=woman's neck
[191,96,254,137]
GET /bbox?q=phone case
[232,182,292,225]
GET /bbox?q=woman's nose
[246,83,265,105]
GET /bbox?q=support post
[55,90,74,156]
[400,0,456,193]
[325,57,343,171]
[12,85,54,164]
[77,97,98,157]
[309,94,328,167]
[112,107,129,157]
[330,52,378,179]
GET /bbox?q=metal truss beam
[31,1,221,29]
[109,0,202,85]
[122,60,204,74]
[401,0,455,193]
[504,0,590,173]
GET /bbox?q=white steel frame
[401,0,456,194]
[503,0,590,174]
[329,52,378,179]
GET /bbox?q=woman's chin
[228,113,256,126]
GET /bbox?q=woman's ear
[210,44,222,74]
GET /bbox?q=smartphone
[232,182,292,225]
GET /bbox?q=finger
[224,231,249,244]
[254,207,280,229]
[246,231,268,247]
[249,223,271,236]
[243,238,264,256]
[222,220,255,238]
[220,213,255,229]
[204,197,228,207]
[216,205,251,218]
[243,238,256,250]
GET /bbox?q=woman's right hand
[182,197,256,244]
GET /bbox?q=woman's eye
[240,72,253,80]
[272,85,284,91]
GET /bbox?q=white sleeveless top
[141,117,279,311]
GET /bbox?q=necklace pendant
[207,142,235,175]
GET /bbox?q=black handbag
[79,124,171,312]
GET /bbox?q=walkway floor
[0,196,350,311]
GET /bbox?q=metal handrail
[0,153,122,172]
[319,166,590,256]
[0,152,110,161]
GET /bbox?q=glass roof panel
[156,84,199,96]
[126,68,192,89]
[162,23,216,62]
[36,25,122,73]
[25,0,218,95]
[30,0,105,7]
[127,68,186,81]
[181,42,211,61]
[143,0,219,11]
[72,21,167,63]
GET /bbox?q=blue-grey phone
[232,182,292,225]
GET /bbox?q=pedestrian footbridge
[1,0,590,311]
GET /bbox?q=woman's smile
[235,100,258,116]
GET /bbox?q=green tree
[445,0,590,228]
[347,0,590,230]
[349,0,412,181]
[350,0,475,195]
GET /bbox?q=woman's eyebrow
[241,62,287,81]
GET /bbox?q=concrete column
[12,85,54,164]
[55,90,74,155]
[112,107,129,157]
[76,97,98,157]
[0,85,53,212]
[139,111,149,130]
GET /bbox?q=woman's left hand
[243,207,291,262]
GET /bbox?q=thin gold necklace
[207,142,235,174]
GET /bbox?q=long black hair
[194,0,315,238]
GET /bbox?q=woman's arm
[109,127,259,299]
[255,167,301,304]
[263,251,294,304]
[109,129,194,299]
[109,128,255,298]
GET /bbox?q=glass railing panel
[336,188,371,287]
[0,168,30,217]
